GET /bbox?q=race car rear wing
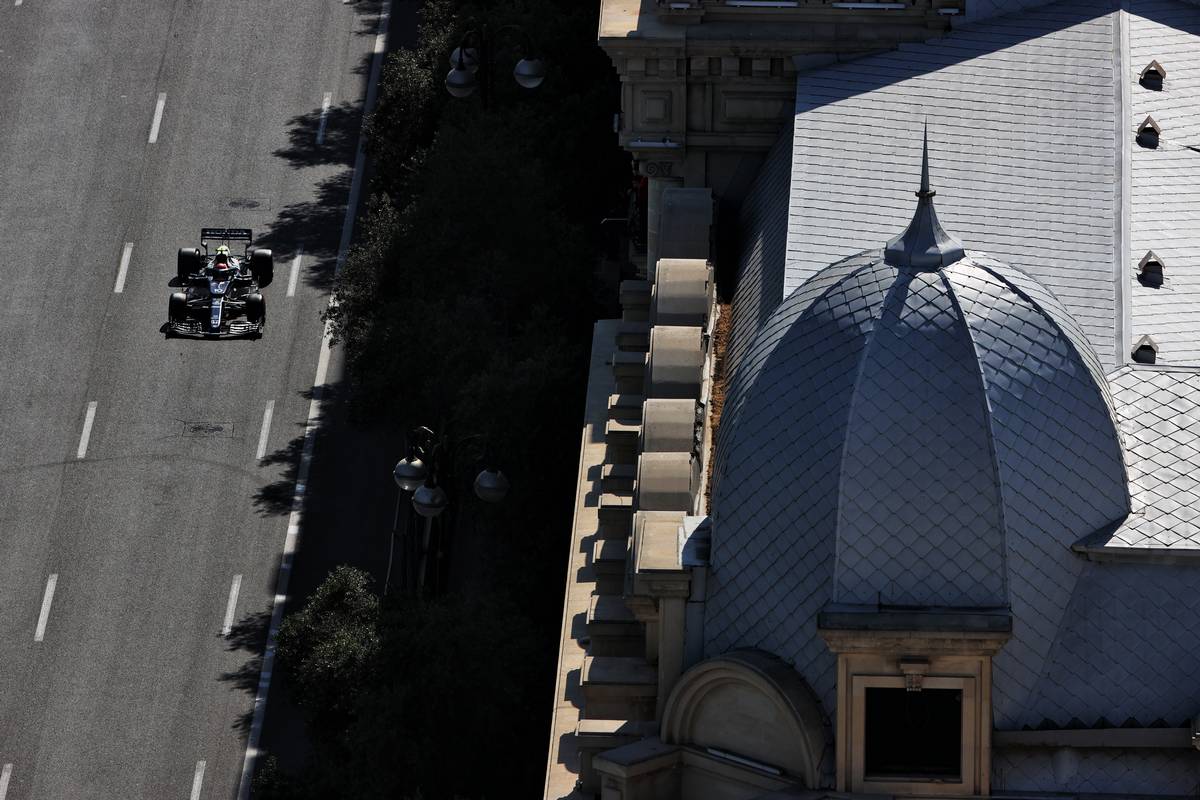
[201,227,253,243]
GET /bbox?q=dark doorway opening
[864,687,962,781]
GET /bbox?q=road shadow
[348,0,385,30]
[274,101,361,170]
[252,385,334,516]
[221,608,272,736]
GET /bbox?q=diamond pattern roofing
[1091,367,1200,549]
[707,240,1130,720]
[786,0,1121,366]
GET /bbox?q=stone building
[545,1,1200,797]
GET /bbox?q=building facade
[545,1,1200,797]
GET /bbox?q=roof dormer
[1132,334,1159,364]
[1137,115,1161,148]
[1137,250,1165,288]
[1140,60,1166,91]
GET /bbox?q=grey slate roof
[994,745,1200,795]
[960,0,1059,25]
[1091,366,1200,549]
[786,0,1122,367]
[707,238,1130,721]
[710,0,1200,772]
[1020,560,1200,730]
[1129,0,1200,364]
[728,129,792,386]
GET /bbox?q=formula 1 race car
[167,228,273,338]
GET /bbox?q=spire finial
[918,119,934,198]
[883,122,965,270]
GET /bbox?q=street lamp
[393,456,426,492]
[512,57,546,90]
[473,468,510,503]
[445,24,546,108]
[384,426,509,597]
[412,483,449,518]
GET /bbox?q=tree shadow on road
[274,101,361,170]
[252,385,337,516]
[254,171,351,294]
[221,608,272,736]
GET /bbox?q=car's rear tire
[249,248,274,286]
[168,292,187,322]
[246,293,265,328]
[177,248,202,281]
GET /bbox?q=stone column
[655,596,686,719]
[645,174,683,282]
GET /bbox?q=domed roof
[703,134,1131,698]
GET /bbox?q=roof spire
[918,121,933,197]
[884,121,965,270]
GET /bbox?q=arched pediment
[660,649,829,786]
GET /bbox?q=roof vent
[1140,60,1166,91]
[1137,250,1165,287]
[1137,116,1161,148]
[1132,334,1159,364]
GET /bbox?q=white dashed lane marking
[114,242,133,293]
[255,401,275,461]
[148,92,167,144]
[222,575,242,638]
[237,4,390,798]
[76,401,97,459]
[34,574,57,642]
[316,93,332,146]
[189,760,206,800]
[0,763,12,800]
[286,245,303,298]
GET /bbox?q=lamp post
[385,426,509,597]
[445,24,546,110]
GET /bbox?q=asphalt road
[0,0,387,796]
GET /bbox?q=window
[849,675,976,794]
[864,688,962,780]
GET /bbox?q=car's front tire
[249,249,274,286]
[177,248,202,281]
[168,292,187,321]
[246,293,265,331]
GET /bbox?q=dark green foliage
[276,566,381,734]
[266,575,549,800]
[267,0,626,796]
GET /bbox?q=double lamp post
[444,24,546,108]
[386,426,510,597]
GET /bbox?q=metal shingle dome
[704,142,1132,710]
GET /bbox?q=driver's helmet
[214,245,231,265]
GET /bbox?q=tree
[276,566,380,736]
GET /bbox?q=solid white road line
[256,401,275,460]
[0,763,12,800]
[76,401,97,459]
[236,5,391,798]
[223,575,242,637]
[316,93,332,146]
[189,760,206,800]
[286,245,303,298]
[34,574,57,642]
[148,92,167,144]
[113,242,134,293]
